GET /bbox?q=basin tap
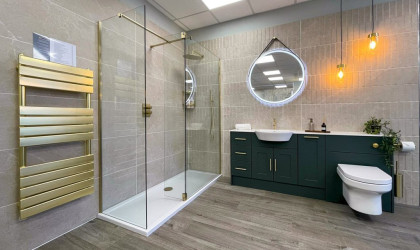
[273,118,277,130]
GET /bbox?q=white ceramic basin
[255,129,293,142]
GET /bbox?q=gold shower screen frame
[18,54,94,219]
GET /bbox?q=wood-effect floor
[40,179,420,250]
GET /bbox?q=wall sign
[33,33,76,67]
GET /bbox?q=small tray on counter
[304,130,331,133]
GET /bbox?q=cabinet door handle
[235,167,247,171]
[269,158,272,171]
[304,136,319,139]
[235,152,247,155]
[274,159,277,172]
[234,138,247,141]
[372,143,379,149]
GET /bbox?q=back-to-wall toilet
[337,164,392,215]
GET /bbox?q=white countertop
[230,129,382,137]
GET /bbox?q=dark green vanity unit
[231,131,394,213]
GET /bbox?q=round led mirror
[185,67,196,108]
[247,48,307,107]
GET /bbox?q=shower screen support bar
[118,13,170,43]
[150,32,191,48]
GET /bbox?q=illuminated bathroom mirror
[247,48,307,107]
[185,67,196,108]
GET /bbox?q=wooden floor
[40,179,420,250]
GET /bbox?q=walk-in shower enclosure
[97,5,221,235]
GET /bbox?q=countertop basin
[255,129,293,142]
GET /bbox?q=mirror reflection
[247,48,306,106]
[185,67,196,108]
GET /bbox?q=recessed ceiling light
[268,76,283,81]
[255,55,274,64]
[263,70,281,76]
[275,84,287,89]
[202,0,243,10]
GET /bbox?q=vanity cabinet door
[273,148,297,184]
[252,147,273,181]
[298,135,326,188]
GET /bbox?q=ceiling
[147,0,312,31]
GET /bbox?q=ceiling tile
[174,20,189,31]
[147,0,176,20]
[211,1,253,23]
[249,0,294,13]
[153,0,208,19]
[178,11,218,30]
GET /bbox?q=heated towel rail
[18,54,94,219]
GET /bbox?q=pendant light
[337,0,345,79]
[368,0,379,49]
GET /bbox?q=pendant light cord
[371,0,375,33]
[340,0,343,64]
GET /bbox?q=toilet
[337,164,392,215]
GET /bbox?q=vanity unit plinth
[230,131,394,213]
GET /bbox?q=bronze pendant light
[368,0,379,49]
[337,0,345,79]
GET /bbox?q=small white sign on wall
[33,33,76,67]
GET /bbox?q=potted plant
[363,117,384,135]
[380,123,401,170]
[363,117,401,169]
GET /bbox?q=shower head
[184,50,204,60]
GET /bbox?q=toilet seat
[337,164,392,185]
[337,168,392,192]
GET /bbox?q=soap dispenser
[309,118,314,131]
[321,119,327,132]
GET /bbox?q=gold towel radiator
[18,54,94,219]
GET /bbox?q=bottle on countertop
[321,120,327,132]
[309,118,314,131]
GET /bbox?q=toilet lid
[337,164,392,185]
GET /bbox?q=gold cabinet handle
[269,158,272,171]
[234,167,247,171]
[274,159,277,172]
[235,152,246,155]
[304,136,319,139]
[372,143,379,149]
[234,138,247,141]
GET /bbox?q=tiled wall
[0,0,181,249]
[197,0,419,206]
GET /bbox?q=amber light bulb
[337,64,345,79]
[368,33,379,50]
[338,70,344,79]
